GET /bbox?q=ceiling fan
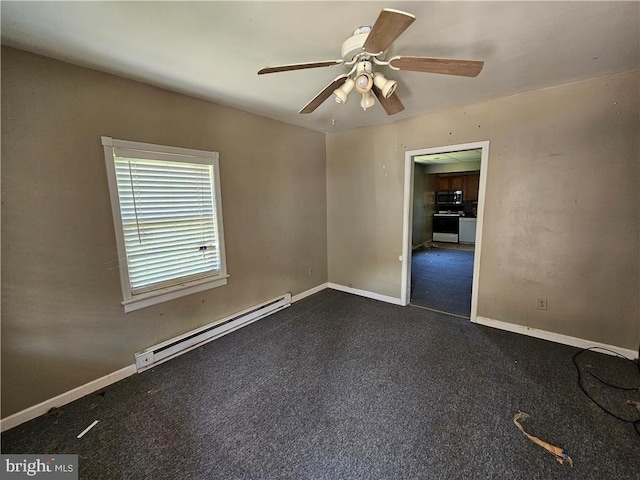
[258,8,484,116]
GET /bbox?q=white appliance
[459,217,477,244]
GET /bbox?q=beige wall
[1,47,328,417]
[411,164,426,247]
[327,71,639,351]
[412,166,440,247]
[423,174,438,242]
[2,45,638,418]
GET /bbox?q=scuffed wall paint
[1,47,328,417]
[327,71,639,350]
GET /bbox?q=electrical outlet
[308,268,313,277]
[537,298,547,310]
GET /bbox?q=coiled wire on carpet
[572,347,640,437]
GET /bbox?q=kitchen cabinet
[437,176,451,191]
[438,172,479,201]
[437,175,465,191]
[450,176,464,191]
[464,174,480,201]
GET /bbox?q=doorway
[401,141,489,321]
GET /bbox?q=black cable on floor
[572,346,640,437]
[587,371,640,391]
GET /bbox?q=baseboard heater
[134,293,292,372]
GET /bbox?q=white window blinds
[103,137,227,312]
[113,153,222,294]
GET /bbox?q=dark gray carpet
[411,247,474,317]
[2,289,639,479]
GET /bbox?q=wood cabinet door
[450,176,465,191]
[438,177,451,191]
[465,174,480,201]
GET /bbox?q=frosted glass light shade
[354,72,373,93]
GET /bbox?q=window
[102,137,228,312]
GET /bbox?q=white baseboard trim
[327,282,404,306]
[292,283,328,303]
[473,316,638,359]
[3,288,328,432]
[1,364,137,433]
[12,298,632,435]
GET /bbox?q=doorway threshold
[409,303,471,320]
[432,243,475,252]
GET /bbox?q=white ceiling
[1,1,638,133]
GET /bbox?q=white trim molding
[1,364,137,432]
[292,283,329,303]
[328,283,404,306]
[101,136,228,313]
[401,140,490,318]
[474,316,638,360]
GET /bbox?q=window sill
[122,275,229,313]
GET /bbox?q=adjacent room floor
[411,246,475,317]
[2,290,639,479]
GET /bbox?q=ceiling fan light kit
[360,91,376,111]
[354,62,374,94]
[373,72,397,98]
[333,78,354,104]
[258,8,484,116]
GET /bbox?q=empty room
[1,2,639,479]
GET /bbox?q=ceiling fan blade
[363,8,416,54]
[258,60,343,75]
[372,85,405,115]
[389,56,484,77]
[299,75,349,114]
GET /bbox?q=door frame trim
[400,140,490,322]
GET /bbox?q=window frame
[102,136,228,313]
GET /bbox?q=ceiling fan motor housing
[341,30,370,60]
